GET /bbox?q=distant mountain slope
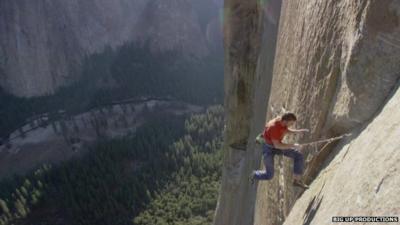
[0,0,222,97]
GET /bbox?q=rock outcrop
[255,0,400,224]
[282,78,400,225]
[217,0,400,224]
[0,0,218,97]
[213,0,282,225]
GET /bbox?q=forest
[0,105,224,225]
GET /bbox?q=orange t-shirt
[263,118,288,145]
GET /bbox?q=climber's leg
[282,149,309,189]
[253,144,275,180]
[282,149,304,176]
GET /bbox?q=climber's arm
[271,139,296,150]
[287,128,309,134]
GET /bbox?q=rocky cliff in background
[135,0,208,57]
[0,0,221,97]
[217,0,400,224]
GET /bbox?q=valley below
[0,98,203,179]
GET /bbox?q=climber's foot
[249,171,256,185]
[293,179,309,189]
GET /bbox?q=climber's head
[281,112,297,127]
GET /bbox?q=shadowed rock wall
[213,0,282,224]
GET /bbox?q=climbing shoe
[293,180,309,189]
[249,171,256,185]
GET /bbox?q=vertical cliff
[0,0,216,97]
[282,77,400,225]
[134,0,209,57]
[218,0,400,224]
[213,0,282,225]
[256,0,400,223]
[0,0,142,97]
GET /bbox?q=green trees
[0,199,8,212]
[0,106,224,225]
[0,166,48,224]
[133,105,224,225]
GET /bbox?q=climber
[250,112,310,189]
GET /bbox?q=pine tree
[14,199,27,218]
[0,199,9,214]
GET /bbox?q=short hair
[281,112,297,121]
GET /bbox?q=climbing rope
[255,132,352,146]
[300,133,352,146]
[303,133,352,160]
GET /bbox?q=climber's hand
[293,143,304,152]
[288,128,310,134]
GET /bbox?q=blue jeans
[254,143,304,180]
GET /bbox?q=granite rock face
[255,0,400,223]
[213,0,282,225]
[0,0,215,97]
[135,0,209,57]
[217,0,400,224]
[282,81,400,225]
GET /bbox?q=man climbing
[251,112,310,189]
